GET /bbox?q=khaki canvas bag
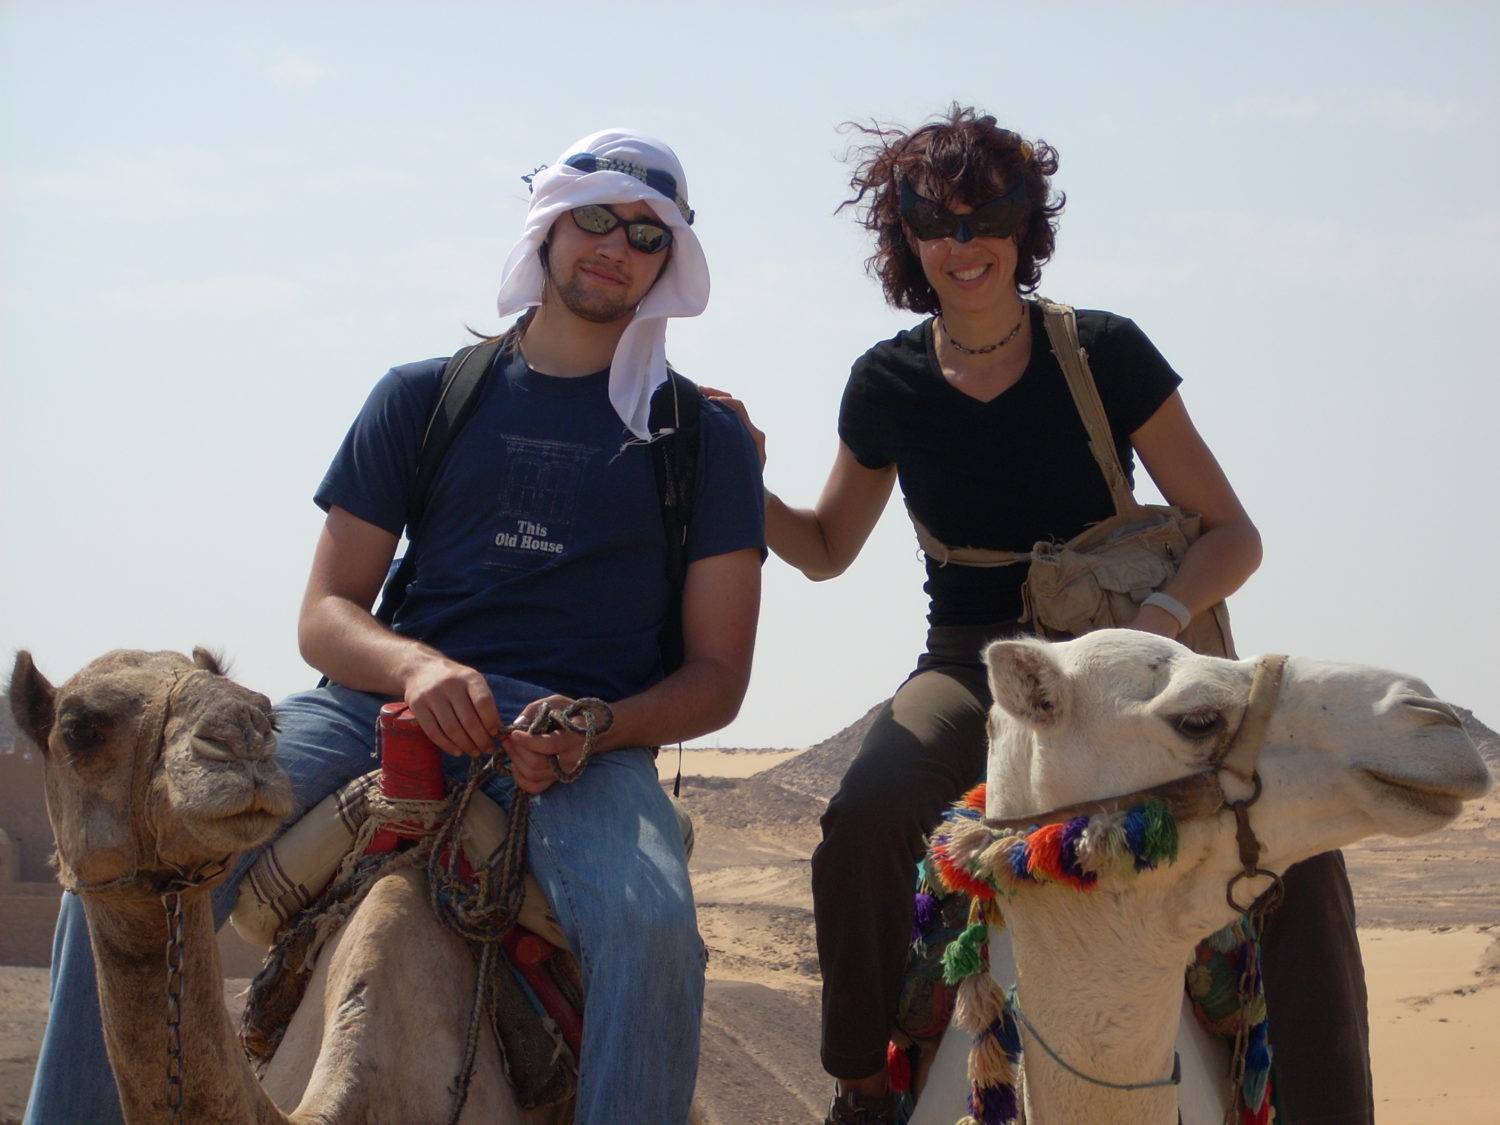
[907,298,1236,658]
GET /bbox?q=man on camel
[24,127,765,1125]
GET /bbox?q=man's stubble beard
[547,258,639,325]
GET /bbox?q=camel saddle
[231,706,695,1108]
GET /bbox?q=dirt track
[3,725,1498,1123]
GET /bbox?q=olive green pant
[811,625,1373,1123]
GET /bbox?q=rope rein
[425,697,612,1125]
[1005,987,1181,1092]
[88,675,610,1125]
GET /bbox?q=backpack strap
[372,346,702,675]
[648,368,702,674]
[373,338,505,625]
[1034,297,1139,517]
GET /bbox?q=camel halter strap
[979,653,1289,1109]
[56,667,232,1123]
[984,653,1289,911]
[57,669,232,899]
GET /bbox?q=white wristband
[1142,592,1193,632]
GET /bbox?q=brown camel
[9,647,528,1123]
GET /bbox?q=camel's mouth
[175,783,293,852]
[1359,768,1471,820]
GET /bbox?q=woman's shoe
[824,1087,907,1124]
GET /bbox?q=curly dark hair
[840,104,1064,312]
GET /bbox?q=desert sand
[2,716,1496,1123]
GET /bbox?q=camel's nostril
[191,736,238,763]
[1397,697,1463,729]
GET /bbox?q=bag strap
[373,339,505,626]
[905,501,1031,568]
[1035,297,1138,517]
[648,368,701,674]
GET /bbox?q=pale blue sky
[3,2,1496,747]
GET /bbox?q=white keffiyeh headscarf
[495,128,709,440]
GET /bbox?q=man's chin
[546,261,644,325]
[559,290,636,325]
[569,301,635,325]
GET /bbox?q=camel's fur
[913,630,1492,1124]
[10,648,527,1123]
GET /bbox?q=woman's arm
[766,443,897,580]
[1130,391,1263,637]
[700,387,896,581]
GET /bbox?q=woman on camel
[707,104,1371,1124]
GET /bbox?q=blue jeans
[25,681,704,1124]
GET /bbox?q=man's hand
[503,694,594,795]
[401,654,504,757]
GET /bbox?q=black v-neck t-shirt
[838,303,1181,627]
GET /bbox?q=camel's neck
[1004,892,1189,1124]
[81,888,287,1124]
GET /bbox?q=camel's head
[7,648,294,893]
[983,631,1492,928]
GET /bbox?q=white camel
[911,629,1492,1124]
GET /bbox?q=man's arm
[504,546,762,792]
[297,505,504,756]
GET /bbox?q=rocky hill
[757,700,885,803]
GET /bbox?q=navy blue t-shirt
[316,350,765,719]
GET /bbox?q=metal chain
[162,889,187,1124]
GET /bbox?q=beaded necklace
[939,300,1027,356]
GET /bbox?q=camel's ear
[191,647,227,676]
[984,640,1071,727]
[8,651,57,753]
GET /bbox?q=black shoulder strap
[373,339,505,625]
[648,368,702,673]
[409,339,507,532]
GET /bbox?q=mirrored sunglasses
[563,153,695,225]
[898,177,1029,243]
[570,204,674,254]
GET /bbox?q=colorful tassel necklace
[913,782,1273,1125]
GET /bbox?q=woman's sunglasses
[570,204,674,254]
[898,177,1029,243]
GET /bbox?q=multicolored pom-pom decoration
[911,782,1272,1124]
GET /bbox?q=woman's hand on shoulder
[700,386,766,469]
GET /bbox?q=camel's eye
[1172,711,1224,739]
[57,706,108,756]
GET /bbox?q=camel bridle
[56,668,234,1122]
[980,653,1290,1116]
[984,653,1290,911]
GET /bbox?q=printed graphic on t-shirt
[487,435,593,570]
